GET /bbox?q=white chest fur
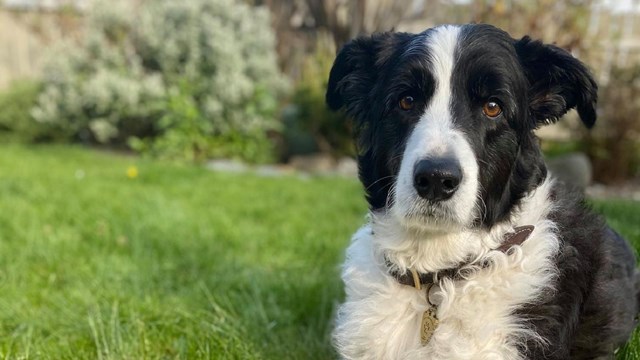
[333,182,559,360]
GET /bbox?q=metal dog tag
[420,306,439,345]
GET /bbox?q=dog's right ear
[326,37,376,112]
[326,33,406,116]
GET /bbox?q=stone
[205,159,249,173]
[546,152,592,191]
[336,157,358,178]
[289,154,336,174]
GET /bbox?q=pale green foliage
[32,0,286,162]
[0,81,42,141]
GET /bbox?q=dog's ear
[326,32,407,117]
[326,36,374,112]
[514,36,598,128]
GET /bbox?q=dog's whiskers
[365,175,395,192]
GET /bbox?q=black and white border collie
[326,24,640,359]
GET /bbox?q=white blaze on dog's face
[392,26,479,231]
[326,24,597,231]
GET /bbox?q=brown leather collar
[388,225,535,288]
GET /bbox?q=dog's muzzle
[413,158,462,202]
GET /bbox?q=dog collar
[387,225,535,289]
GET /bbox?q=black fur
[327,23,639,358]
[518,187,639,358]
[514,36,598,128]
[327,31,426,209]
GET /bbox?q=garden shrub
[584,66,640,183]
[32,0,286,162]
[283,36,353,159]
[0,80,42,142]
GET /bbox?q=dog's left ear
[514,36,598,128]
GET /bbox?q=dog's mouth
[392,197,468,232]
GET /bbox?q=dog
[326,24,640,359]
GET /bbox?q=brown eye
[399,95,415,111]
[482,101,502,118]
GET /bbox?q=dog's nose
[413,158,462,201]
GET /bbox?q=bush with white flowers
[32,0,286,162]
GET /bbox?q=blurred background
[0,0,639,190]
[1,1,640,359]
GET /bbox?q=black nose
[413,158,462,201]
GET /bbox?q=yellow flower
[126,166,139,179]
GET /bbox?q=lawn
[0,145,638,359]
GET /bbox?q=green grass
[0,144,638,359]
[0,145,365,359]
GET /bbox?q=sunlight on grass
[0,145,637,359]
[0,145,364,359]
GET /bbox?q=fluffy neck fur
[334,178,561,360]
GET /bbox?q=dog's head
[327,24,597,232]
